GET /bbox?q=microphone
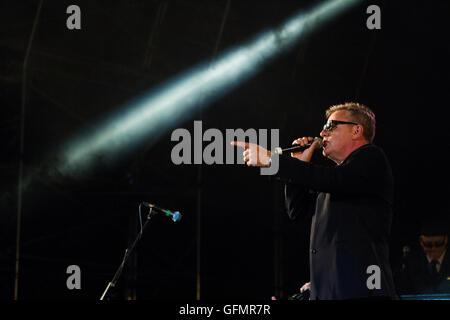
[142,202,182,222]
[273,137,323,155]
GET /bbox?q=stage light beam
[58,0,362,176]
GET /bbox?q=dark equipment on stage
[287,290,310,300]
[400,293,450,300]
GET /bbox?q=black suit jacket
[277,144,397,299]
[395,249,450,295]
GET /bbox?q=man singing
[233,102,397,299]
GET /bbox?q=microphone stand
[100,207,154,300]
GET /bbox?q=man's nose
[320,129,328,138]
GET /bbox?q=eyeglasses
[422,240,446,248]
[323,120,359,131]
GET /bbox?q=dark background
[0,0,449,300]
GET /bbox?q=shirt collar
[426,250,446,265]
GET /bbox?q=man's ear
[353,124,363,138]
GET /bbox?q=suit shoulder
[344,144,394,182]
[345,144,390,164]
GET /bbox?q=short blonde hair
[325,102,376,143]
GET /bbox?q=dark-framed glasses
[422,240,446,248]
[323,120,359,131]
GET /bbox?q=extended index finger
[230,141,249,149]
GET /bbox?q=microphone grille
[314,137,323,148]
[172,211,182,222]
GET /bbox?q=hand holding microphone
[280,136,322,162]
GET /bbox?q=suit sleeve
[284,183,315,220]
[275,146,392,201]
